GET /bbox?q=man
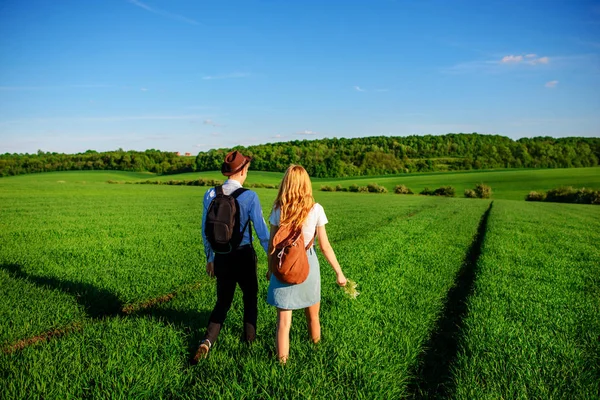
[193,150,270,362]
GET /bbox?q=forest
[2,133,599,178]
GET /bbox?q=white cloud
[202,72,249,80]
[530,56,549,65]
[296,130,317,135]
[501,55,524,63]
[545,80,559,88]
[127,0,199,25]
[500,54,550,65]
[353,86,366,92]
[446,53,594,75]
[140,87,149,91]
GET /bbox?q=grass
[451,201,600,399]
[0,170,598,398]
[315,167,600,200]
[5,167,598,201]
[1,317,188,398]
[0,170,283,186]
[141,170,284,186]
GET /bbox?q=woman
[266,165,347,364]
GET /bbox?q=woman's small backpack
[270,226,316,284]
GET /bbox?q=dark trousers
[205,245,258,344]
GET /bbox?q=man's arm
[201,189,215,263]
[249,192,270,255]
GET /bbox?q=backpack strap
[231,187,252,244]
[215,185,224,195]
[305,229,317,250]
[230,187,248,198]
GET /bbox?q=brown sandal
[192,340,211,364]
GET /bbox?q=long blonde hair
[273,165,314,231]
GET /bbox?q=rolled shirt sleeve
[201,188,215,263]
[269,207,280,226]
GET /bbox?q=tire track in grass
[1,263,204,353]
[2,323,83,354]
[121,282,202,314]
[299,199,490,398]
[452,201,600,399]
[408,201,493,399]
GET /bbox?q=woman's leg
[276,308,293,363]
[304,302,321,343]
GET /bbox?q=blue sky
[1,0,599,154]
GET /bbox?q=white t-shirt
[269,203,328,247]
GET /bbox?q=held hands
[336,271,347,287]
[206,262,214,278]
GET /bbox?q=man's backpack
[204,186,250,254]
[270,226,316,284]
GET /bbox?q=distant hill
[2,133,599,178]
[198,133,600,177]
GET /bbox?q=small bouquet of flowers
[343,279,360,299]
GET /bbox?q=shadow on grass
[1,263,211,359]
[408,201,493,399]
[1,263,123,318]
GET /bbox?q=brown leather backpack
[270,226,316,284]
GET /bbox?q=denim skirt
[267,247,321,310]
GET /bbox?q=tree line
[0,149,196,177]
[2,134,599,178]
[198,133,600,177]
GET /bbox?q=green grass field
[11,167,599,201]
[315,167,600,200]
[1,169,599,398]
[452,201,600,399]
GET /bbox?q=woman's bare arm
[266,225,278,279]
[317,225,347,286]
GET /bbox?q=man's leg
[206,261,237,343]
[237,247,259,342]
[193,256,236,362]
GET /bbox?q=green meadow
[315,167,600,200]
[28,166,600,201]
[0,168,599,398]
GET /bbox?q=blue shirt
[201,179,270,263]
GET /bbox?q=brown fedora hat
[221,150,252,176]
